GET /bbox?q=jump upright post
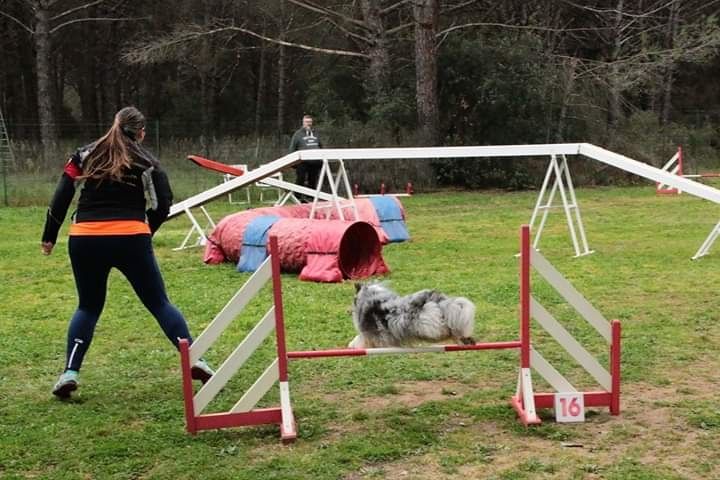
[178,236,296,441]
[179,226,622,441]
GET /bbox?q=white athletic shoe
[191,359,214,384]
[52,370,79,399]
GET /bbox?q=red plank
[195,408,283,431]
[188,155,244,176]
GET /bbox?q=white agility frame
[168,143,720,257]
[529,154,592,257]
[309,158,358,221]
[693,219,720,260]
[173,206,215,251]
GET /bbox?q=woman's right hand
[41,242,54,255]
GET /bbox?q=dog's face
[352,282,387,307]
[351,282,391,325]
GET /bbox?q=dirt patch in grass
[360,380,474,410]
[301,377,503,411]
[340,360,720,480]
[342,420,562,480]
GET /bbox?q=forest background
[2,0,720,200]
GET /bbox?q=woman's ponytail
[80,107,145,182]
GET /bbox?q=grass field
[1,186,719,479]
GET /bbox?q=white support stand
[515,367,538,423]
[174,206,216,251]
[224,164,251,205]
[528,154,593,257]
[258,172,286,205]
[309,158,359,221]
[692,218,720,260]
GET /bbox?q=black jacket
[41,141,173,244]
[289,128,322,152]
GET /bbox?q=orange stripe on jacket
[69,220,151,236]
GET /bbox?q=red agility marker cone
[380,183,386,195]
[353,183,359,196]
[406,182,413,195]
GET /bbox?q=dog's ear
[354,282,362,293]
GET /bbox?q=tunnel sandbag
[299,220,389,282]
[237,215,281,272]
[368,196,410,242]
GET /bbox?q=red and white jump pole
[179,226,621,440]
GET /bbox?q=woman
[41,106,213,398]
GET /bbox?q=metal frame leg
[692,218,720,260]
[528,155,593,257]
[174,206,215,251]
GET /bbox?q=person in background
[289,114,323,199]
[41,106,213,399]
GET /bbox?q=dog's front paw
[459,337,476,345]
[348,335,364,349]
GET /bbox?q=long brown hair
[80,107,146,181]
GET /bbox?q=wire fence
[2,117,719,207]
[1,122,439,206]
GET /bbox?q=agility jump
[178,225,622,440]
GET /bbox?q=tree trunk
[276,44,286,141]
[255,34,267,136]
[607,0,624,145]
[413,0,440,146]
[660,0,680,126]
[556,58,578,142]
[276,0,287,142]
[200,1,212,140]
[79,30,100,138]
[34,2,57,158]
[360,0,391,103]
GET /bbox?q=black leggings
[65,234,192,371]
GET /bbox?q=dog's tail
[441,297,476,343]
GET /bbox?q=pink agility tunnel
[204,212,389,282]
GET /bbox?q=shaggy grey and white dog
[348,282,477,348]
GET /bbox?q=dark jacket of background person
[289,127,323,153]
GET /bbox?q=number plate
[554,392,585,423]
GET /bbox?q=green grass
[1,186,720,479]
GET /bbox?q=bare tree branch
[122,24,369,65]
[286,18,326,35]
[287,0,369,29]
[51,0,107,21]
[436,21,611,37]
[561,0,676,19]
[225,24,369,57]
[0,9,34,34]
[50,16,150,34]
[442,0,479,14]
[386,21,413,35]
[380,0,410,15]
[322,16,372,44]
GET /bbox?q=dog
[348,282,476,348]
